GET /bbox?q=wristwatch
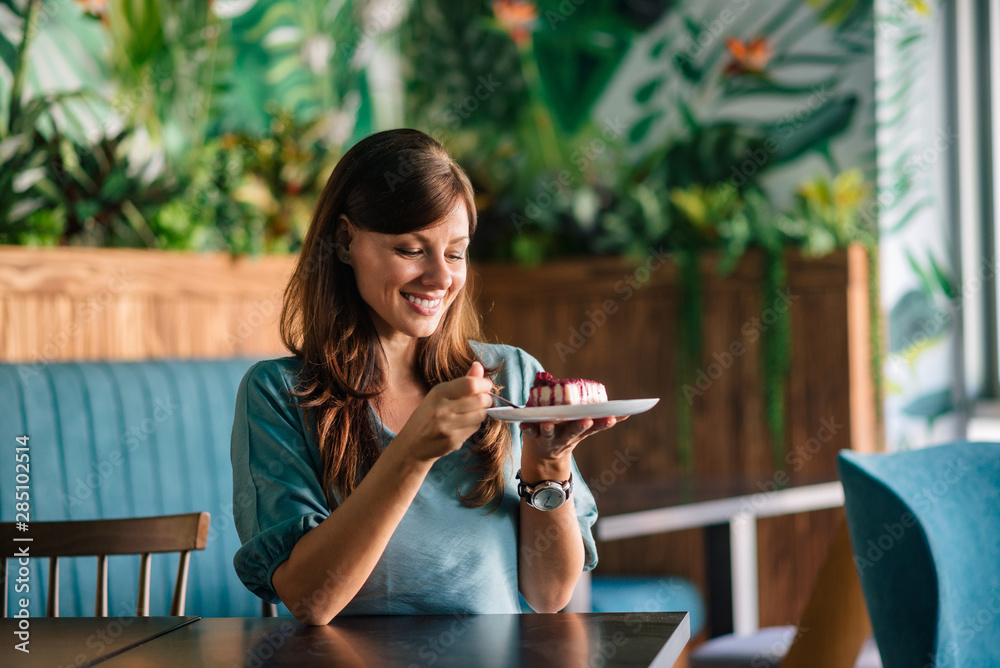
[516,470,573,511]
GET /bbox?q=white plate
[486,398,660,423]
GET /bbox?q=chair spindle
[171,550,191,616]
[96,554,108,617]
[47,557,59,617]
[138,552,152,617]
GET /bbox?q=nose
[421,254,453,290]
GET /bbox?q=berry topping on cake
[526,371,608,407]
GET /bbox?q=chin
[394,318,445,340]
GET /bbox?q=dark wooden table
[0,615,199,667]
[75,612,687,667]
[594,474,843,637]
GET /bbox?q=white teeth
[404,293,440,308]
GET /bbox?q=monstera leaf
[658,122,774,189]
[901,388,954,425]
[888,289,949,355]
[531,0,635,134]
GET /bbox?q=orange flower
[724,36,773,76]
[75,0,108,16]
[493,0,538,46]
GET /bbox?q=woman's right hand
[395,361,494,462]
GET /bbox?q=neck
[378,333,421,389]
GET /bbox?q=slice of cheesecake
[526,371,608,407]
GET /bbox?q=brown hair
[279,129,509,508]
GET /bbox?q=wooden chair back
[781,517,872,668]
[0,512,210,617]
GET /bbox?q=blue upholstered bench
[591,575,705,636]
[0,357,262,617]
[1,357,708,623]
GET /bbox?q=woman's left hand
[519,416,626,462]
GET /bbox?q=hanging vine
[675,248,702,470]
[761,249,792,469]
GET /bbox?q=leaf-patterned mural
[875,0,961,450]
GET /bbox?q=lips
[401,291,445,316]
[402,292,442,308]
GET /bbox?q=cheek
[451,266,467,293]
[372,259,417,291]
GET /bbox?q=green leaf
[884,195,932,234]
[888,288,947,354]
[627,113,657,145]
[927,251,956,300]
[901,388,954,425]
[634,78,661,105]
[759,95,858,164]
[671,52,701,83]
[905,247,934,296]
[531,14,634,134]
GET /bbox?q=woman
[232,129,624,625]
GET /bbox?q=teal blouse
[231,342,599,615]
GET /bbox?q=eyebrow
[407,233,470,244]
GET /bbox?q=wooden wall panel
[0,246,295,362]
[474,244,879,629]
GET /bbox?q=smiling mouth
[402,292,442,309]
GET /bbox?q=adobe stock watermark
[877,0,931,37]
[737,416,844,519]
[225,233,347,348]
[729,85,833,188]
[884,257,998,375]
[681,287,798,403]
[853,456,971,576]
[16,267,133,382]
[510,116,627,234]
[236,620,297,668]
[385,74,506,190]
[929,587,1000,666]
[62,396,182,508]
[672,0,753,67]
[750,626,808,668]
[408,615,475,668]
[556,246,668,362]
[588,448,640,496]
[861,126,958,232]
[440,75,503,129]
[55,600,141,668]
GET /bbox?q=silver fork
[489,391,524,409]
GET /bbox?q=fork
[489,391,523,409]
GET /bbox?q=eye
[395,248,421,257]
[448,253,466,262]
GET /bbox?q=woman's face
[344,201,470,344]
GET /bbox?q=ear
[335,215,353,257]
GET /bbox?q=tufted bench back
[0,357,264,617]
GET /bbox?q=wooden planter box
[474,243,879,629]
[0,246,295,362]
[1,243,878,629]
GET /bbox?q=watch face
[532,485,566,511]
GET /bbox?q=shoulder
[472,341,542,371]
[470,341,544,394]
[239,356,305,403]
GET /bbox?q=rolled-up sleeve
[231,360,331,603]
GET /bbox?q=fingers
[465,360,485,378]
[520,419,593,442]
[435,374,493,399]
[448,392,493,415]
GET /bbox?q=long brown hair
[279,129,510,508]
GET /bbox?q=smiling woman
[230,129,626,625]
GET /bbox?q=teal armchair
[838,442,1000,668]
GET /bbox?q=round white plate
[486,398,659,423]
